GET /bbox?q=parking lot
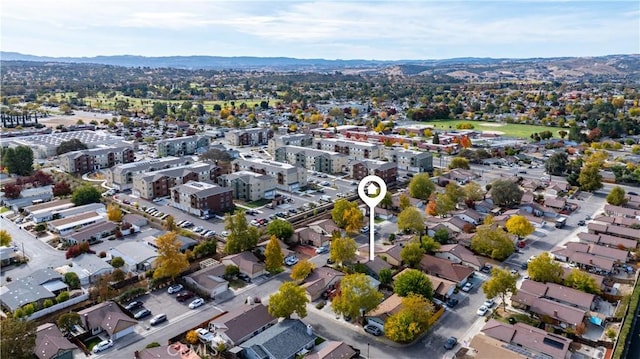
[120,287,209,328]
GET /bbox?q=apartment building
[315,138,382,160]
[274,145,347,174]
[217,171,277,201]
[267,133,313,154]
[105,156,196,190]
[170,181,234,216]
[232,158,307,192]
[156,136,209,157]
[225,128,274,146]
[349,159,398,184]
[385,148,433,173]
[59,146,135,174]
[132,162,220,200]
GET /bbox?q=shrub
[23,303,36,316]
[119,287,147,302]
[99,251,107,258]
[316,301,326,310]
[145,342,161,348]
[43,299,54,308]
[56,291,70,303]
[13,308,25,318]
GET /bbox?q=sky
[1,0,638,60]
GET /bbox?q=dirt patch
[481,130,506,135]
[478,123,505,127]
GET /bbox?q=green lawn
[0,207,9,214]
[243,199,271,208]
[424,119,565,139]
[84,337,102,351]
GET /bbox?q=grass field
[424,119,565,139]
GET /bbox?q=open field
[42,92,269,113]
[425,119,565,138]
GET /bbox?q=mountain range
[2,52,639,81]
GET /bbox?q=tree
[527,252,563,284]
[107,203,123,222]
[63,272,80,289]
[482,267,518,310]
[380,192,393,209]
[264,235,284,274]
[420,236,441,253]
[332,273,383,320]
[2,183,21,199]
[111,256,125,268]
[384,294,435,343]
[565,269,601,294]
[329,236,357,265]
[490,180,523,208]
[224,265,240,280]
[165,215,176,231]
[449,157,470,170]
[2,146,34,176]
[224,212,260,254]
[606,186,627,206]
[462,182,484,202]
[578,163,603,192]
[434,193,456,216]
[267,219,294,240]
[505,215,535,239]
[394,269,433,299]
[399,193,411,210]
[111,268,126,282]
[0,229,11,246]
[545,152,568,176]
[343,206,364,233]
[193,239,216,258]
[331,199,361,230]
[153,231,189,280]
[71,185,101,206]
[400,241,425,268]
[52,181,72,197]
[379,268,393,286]
[432,228,449,244]
[1,316,36,358]
[185,330,199,345]
[470,226,514,260]
[397,207,425,234]
[408,174,436,200]
[268,282,308,319]
[291,259,315,282]
[444,182,463,205]
[55,139,88,155]
[56,291,70,303]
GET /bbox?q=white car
[167,284,184,294]
[92,339,114,353]
[483,299,496,308]
[284,255,299,266]
[221,231,229,237]
[461,282,473,292]
[189,298,205,309]
[477,305,489,316]
[196,328,214,343]
[360,226,369,233]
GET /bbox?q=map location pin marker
[358,175,388,261]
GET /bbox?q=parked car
[364,325,382,336]
[510,269,519,277]
[221,231,229,237]
[321,181,330,186]
[444,337,457,350]
[326,258,335,265]
[176,291,195,302]
[483,299,496,308]
[577,220,586,226]
[480,264,493,273]
[238,273,252,283]
[92,339,114,353]
[316,245,329,254]
[150,313,167,325]
[168,284,184,294]
[284,255,299,266]
[134,308,151,319]
[360,226,369,233]
[445,298,459,308]
[477,305,489,316]
[124,300,144,311]
[461,282,473,292]
[196,328,214,343]
[189,298,205,309]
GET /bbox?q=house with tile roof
[77,301,137,340]
[478,319,572,359]
[305,341,357,359]
[184,262,229,298]
[419,255,474,285]
[222,252,266,279]
[137,342,201,359]
[208,303,277,346]
[240,319,316,359]
[302,266,344,301]
[34,323,77,359]
[434,243,485,270]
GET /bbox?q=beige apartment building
[132,162,220,200]
[232,158,307,192]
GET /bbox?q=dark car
[446,298,459,308]
[134,308,151,319]
[124,301,144,311]
[176,291,195,302]
[238,273,252,283]
[326,258,336,265]
[444,337,458,350]
[480,264,493,273]
[577,220,586,226]
[520,262,528,270]
[628,192,638,196]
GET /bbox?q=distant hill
[1,52,639,81]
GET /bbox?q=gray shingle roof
[241,319,315,359]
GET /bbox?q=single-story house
[419,255,474,285]
[64,221,118,244]
[35,323,77,359]
[184,262,229,298]
[122,213,148,232]
[453,209,484,226]
[0,246,20,267]
[303,267,344,301]
[208,303,277,346]
[366,293,403,329]
[379,244,403,266]
[25,199,74,224]
[78,301,137,340]
[137,342,201,359]
[109,240,158,272]
[256,238,293,258]
[146,235,197,253]
[65,253,114,286]
[240,319,315,359]
[434,244,484,270]
[47,211,106,235]
[0,268,68,312]
[222,252,265,279]
[588,222,640,241]
[577,232,637,250]
[306,341,357,359]
[479,319,572,359]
